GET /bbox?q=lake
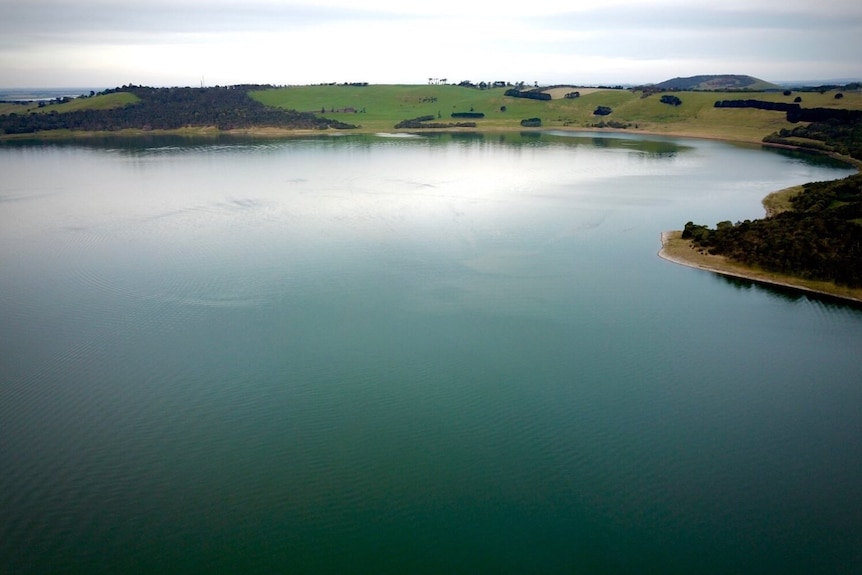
[1,131,860,574]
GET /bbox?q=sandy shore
[658,230,862,304]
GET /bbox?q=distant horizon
[2,75,860,95]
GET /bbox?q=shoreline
[658,231,862,305]
[0,122,798,145]
[3,124,859,170]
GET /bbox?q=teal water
[1,132,861,574]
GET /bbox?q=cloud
[1,0,860,87]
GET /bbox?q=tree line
[713,99,862,124]
[0,85,357,135]
[503,89,551,101]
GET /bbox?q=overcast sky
[1,0,860,88]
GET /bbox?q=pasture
[250,84,862,143]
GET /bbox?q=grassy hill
[249,84,861,143]
[652,74,781,91]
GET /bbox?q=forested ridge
[682,174,862,286]
[0,85,357,134]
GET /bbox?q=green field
[249,84,862,143]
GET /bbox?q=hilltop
[652,75,781,91]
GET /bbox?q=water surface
[1,132,860,574]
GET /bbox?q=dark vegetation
[451,112,485,118]
[714,99,862,124]
[504,89,552,101]
[681,175,862,286]
[718,96,862,161]
[764,119,862,160]
[591,120,632,129]
[682,96,862,286]
[520,118,542,127]
[660,95,682,106]
[457,80,523,90]
[593,106,613,116]
[394,115,477,129]
[0,85,357,134]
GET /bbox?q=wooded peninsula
[2,78,861,301]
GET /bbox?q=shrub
[520,118,541,127]
[593,106,612,116]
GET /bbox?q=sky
[1,0,861,89]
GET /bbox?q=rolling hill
[653,75,781,91]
